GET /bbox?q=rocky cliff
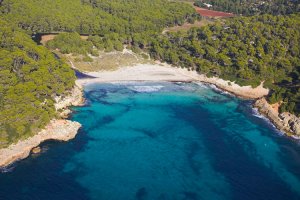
[0,120,81,168]
[54,83,85,110]
[255,98,300,138]
[54,83,85,118]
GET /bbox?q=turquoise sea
[1,82,300,200]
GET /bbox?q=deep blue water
[75,70,96,79]
[1,82,300,200]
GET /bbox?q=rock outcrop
[54,83,85,111]
[32,146,41,154]
[0,120,81,168]
[279,112,300,136]
[54,83,85,118]
[255,98,300,137]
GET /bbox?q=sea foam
[129,85,164,92]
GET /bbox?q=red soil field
[40,34,88,45]
[195,7,234,18]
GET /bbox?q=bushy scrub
[194,0,299,16]
[47,32,93,54]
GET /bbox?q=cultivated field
[195,7,234,18]
[40,34,88,45]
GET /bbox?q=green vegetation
[1,0,198,49]
[0,19,76,147]
[194,0,300,15]
[0,0,299,147]
[149,14,300,115]
[47,33,93,54]
[46,33,93,54]
[46,32,127,55]
[0,0,198,146]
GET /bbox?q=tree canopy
[0,0,299,147]
[0,0,198,35]
[0,19,76,147]
[0,0,199,146]
[149,14,300,115]
[194,0,300,16]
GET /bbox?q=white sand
[77,63,269,99]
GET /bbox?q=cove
[0,82,300,200]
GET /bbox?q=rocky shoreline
[0,84,85,168]
[254,98,300,138]
[54,83,85,118]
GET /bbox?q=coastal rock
[0,83,85,168]
[59,109,72,118]
[32,146,41,154]
[255,98,300,137]
[0,120,81,168]
[54,83,85,111]
[279,113,300,136]
[195,75,269,99]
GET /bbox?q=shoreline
[76,63,269,99]
[1,62,299,168]
[0,84,85,168]
[254,98,300,138]
[0,120,81,169]
[76,62,300,139]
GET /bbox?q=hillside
[194,0,300,16]
[0,0,198,48]
[149,14,300,115]
[0,19,76,147]
[0,0,299,148]
[0,0,199,147]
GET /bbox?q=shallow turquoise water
[1,82,300,200]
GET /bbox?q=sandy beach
[77,63,269,99]
[77,64,300,138]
